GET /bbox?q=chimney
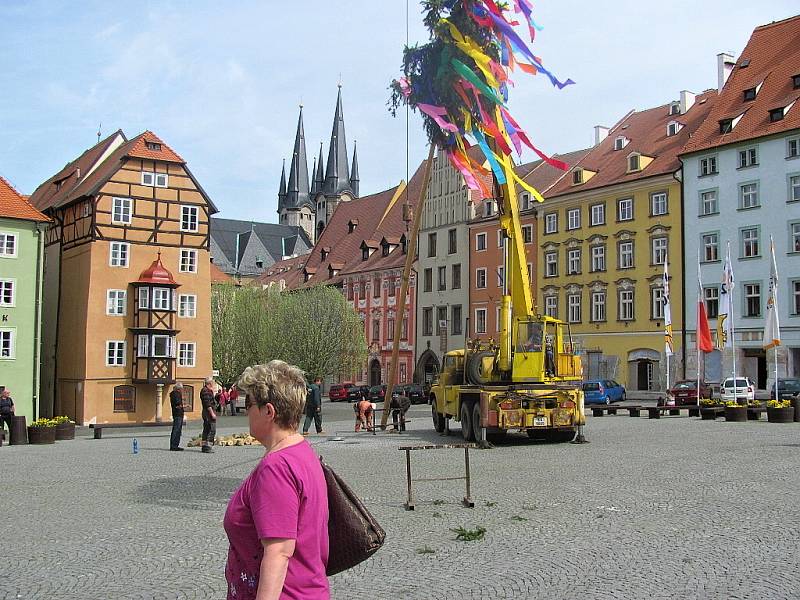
[717,52,735,92]
[594,125,610,146]
[679,90,696,114]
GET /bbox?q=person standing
[169,382,186,451]
[200,377,217,453]
[0,389,14,438]
[302,377,324,436]
[225,360,329,599]
[219,385,230,416]
[229,385,240,415]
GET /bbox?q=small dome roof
[135,253,178,286]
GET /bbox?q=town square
[1,1,800,598]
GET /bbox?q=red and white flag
[697,260,713,353]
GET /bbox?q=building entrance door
[637,360,655,391]
[369,359,381,386]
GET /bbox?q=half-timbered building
[30,130,216,424]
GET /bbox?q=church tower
[277,106,314,241]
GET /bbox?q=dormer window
[667,121,682,137]
[348,219,358,233]
[146,142,162,151]
[483,200,496,217]
[320,247,329,260]
[519,193,533,211]
[613,136,628,151]
[627,154,641,172]
[769,108,785,123]
[719,119,733,134]
[572,169,584,185]
[362,247,369,261]
[669,103,680,116]
[401,235,408,254]
[382,242,390,257]
[743,88,756,101]
[793,74,800,90]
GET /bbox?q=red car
[668,380,713,405]
[328,384,350,402]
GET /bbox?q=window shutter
[172,290,178,311]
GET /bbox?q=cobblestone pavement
[3,402,800,599]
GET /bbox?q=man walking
[200,376,217,453]
[302,377,324,436]
[0,389,14,439]
[169,382,186,451]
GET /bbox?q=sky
[1,1,798,223]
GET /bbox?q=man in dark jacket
[302,377,324,436]
[0,389,14,439]
[390,390,412,432]
[200,377,217,453]
[169,382,186,451]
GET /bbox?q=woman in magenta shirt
[225,361,329,600]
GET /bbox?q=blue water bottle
[132,438,139,454]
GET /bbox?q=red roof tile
[126,130,185,163]
[681,15,800,154]
[210,263,236,284]
[255,254,307,288]
[0,176,49,222]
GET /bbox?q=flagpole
[697,249,701,405]
[770,235,779,402]
[728,241,737,394]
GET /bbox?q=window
[497,266,504,289]
[618,289,634,321]
[701,233,719,262]
[448,229,457,254]
[792,223,800,253]
[567,249,581,275]
[423,268,432,293]
[738,147,758,168]
[667,121,681,136]
[178,342,196,367]
[452,305,462,335]
[527,263,533,281]
[614,136,627,151]
[179,249,197,273]
[106,341,126,366]
[152,288,171,310]
[700,190,718,215]
[544,252,558,277]
[427,232,437,257]
[618,241,634,269]
[522,224,533,244]
[388,278,396,297]
[146,141,162,151]
[136,335,146,358]
[704,286,719,319]
[152,335,173,358]
[719,119,733,134]
[739,182,759,209]
[590,245,606,272]
[617,198,633,221]
[401,316,409,340]
[743,87,756,101]
[744,283,761,317]
[652,288,665,320]
[0,232,16,257]
[670,103,680,115]
[568,294,581,323]
[0,280,14,306]
[572,170,583,185]
[112,197,132,224]
[423,308,433,336]
[371,319,380,341]
[590,203,605,226]
[652,237,668,265]
[699,156,718,176]
[476,232,487,251]
[436,306,448,332]
[590,292,606,322]
[0,329,15,359]
[567,208,580,230]
[138,287,149,309]
[181,206,199,232]
[789,175,800,203]
[628,154,640,171]
[794,74,800,90]
[110,242,129,267]
[544,295,558,318]
[452,264,461,290]
[476,268,487,289]
[544,213,558,234]
[106,290,126,316]
[437,266,446,291]
[373,276,381,298]
[483,200,496,217]
[769,108,784,123]
[788,137,800,159]
[155,173,168,187]
[651,192,668,216]
[794,281,800,315]
[475,308,487,334]
[141,171,154,186]
[178,294,197,318]
[741,227,760,258]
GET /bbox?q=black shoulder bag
[320,458,385,576]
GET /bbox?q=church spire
[277,159,287,212]
[315,142,325,192]
[323,86,351,196]
[350,141,360,198]
[284,105,311,209]
[310,156,318,195]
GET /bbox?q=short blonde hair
[237,360,306,430]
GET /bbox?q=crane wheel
[466,351,495,385]
[431,400,445,433]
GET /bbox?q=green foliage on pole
[211,284,367,385]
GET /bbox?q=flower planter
[700,408,721,420]
[27,426,56,444]
[54,422,75,440]
[767,407,795,423]
[791,398,800,423]
[747,409,762,420]
[725,406,747,422]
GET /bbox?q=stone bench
[647,405,702,419]
[89,421,173,440]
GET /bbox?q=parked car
[668,380,713,405]
[769,378,800,400]
[582,380,626,405]
[368,384,402,403]
[402,383,426,404]
[346,385,369,402]
[328,384,350,402]
[721,377,756,402]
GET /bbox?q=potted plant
[746,400,763,420]
[723,401,747,422]
[700,398,722,420]
[27,418,57,444]
[52,416,76,440]
[767,400,795,423]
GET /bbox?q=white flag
[717,243,735,349]
[763,236,781,349]
[663,259,673,356]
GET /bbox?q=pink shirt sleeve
[250,459,301,541]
